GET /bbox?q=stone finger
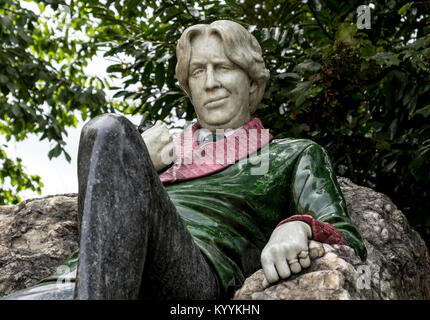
[274,257,291,279]
[262,277,269,289]
[166,141,176,160]
[298,250,309,259]
[160,141,175,164]
[299,255,311,268]
[288,259,302,274]
[309,240,325,259]
[262,262,279,284]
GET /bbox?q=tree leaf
[48,144,62,159]
[398,3,413,15]
[155,63,165,90]
[414,105,430,118]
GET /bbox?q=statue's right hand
[141,120,176,171]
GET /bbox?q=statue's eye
[218,65,232,71]
[191,68,204,77]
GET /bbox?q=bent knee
[81,113,136,139]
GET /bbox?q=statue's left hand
[141,120,176,171]
[260,221,312,287]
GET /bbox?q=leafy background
[1,0,429,247]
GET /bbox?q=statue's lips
[204,97,229,109]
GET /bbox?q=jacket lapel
[159,118,273,184]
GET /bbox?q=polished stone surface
[1,282,74,300]
[74,114,219,300]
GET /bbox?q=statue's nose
[204,65,221,90]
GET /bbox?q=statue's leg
[75,114,219,300]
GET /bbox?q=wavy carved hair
[176,20,270,114]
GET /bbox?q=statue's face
[188,33,256,131]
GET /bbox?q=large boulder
[0,194,79,297]
[0,178,429,299]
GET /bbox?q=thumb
[262,276,269,289]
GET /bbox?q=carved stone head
[176,20,270,131]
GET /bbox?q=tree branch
[307,4,334,41]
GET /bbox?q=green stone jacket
[165,138,366,295]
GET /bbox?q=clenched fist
[141,120,176,171]
[261,221,312,287]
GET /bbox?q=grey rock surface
[0,194,79,297]
[1,178,429,299]
[234,177,430,300]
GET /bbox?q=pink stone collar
[159,118,273,184]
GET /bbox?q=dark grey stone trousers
[74,114,220,300]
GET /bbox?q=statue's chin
[198,113,251,132]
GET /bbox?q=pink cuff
[277,215,347,245]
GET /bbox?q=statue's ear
[250,80,257,95]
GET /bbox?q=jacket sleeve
[279,143,367,260]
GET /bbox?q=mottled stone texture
[75,113,219,300]
[234,178,430,300]
[1,178,429,299]
[0,194,79,297]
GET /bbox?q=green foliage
[0,0,120,203]
[0,147,43,203]
[1,0,429,246]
